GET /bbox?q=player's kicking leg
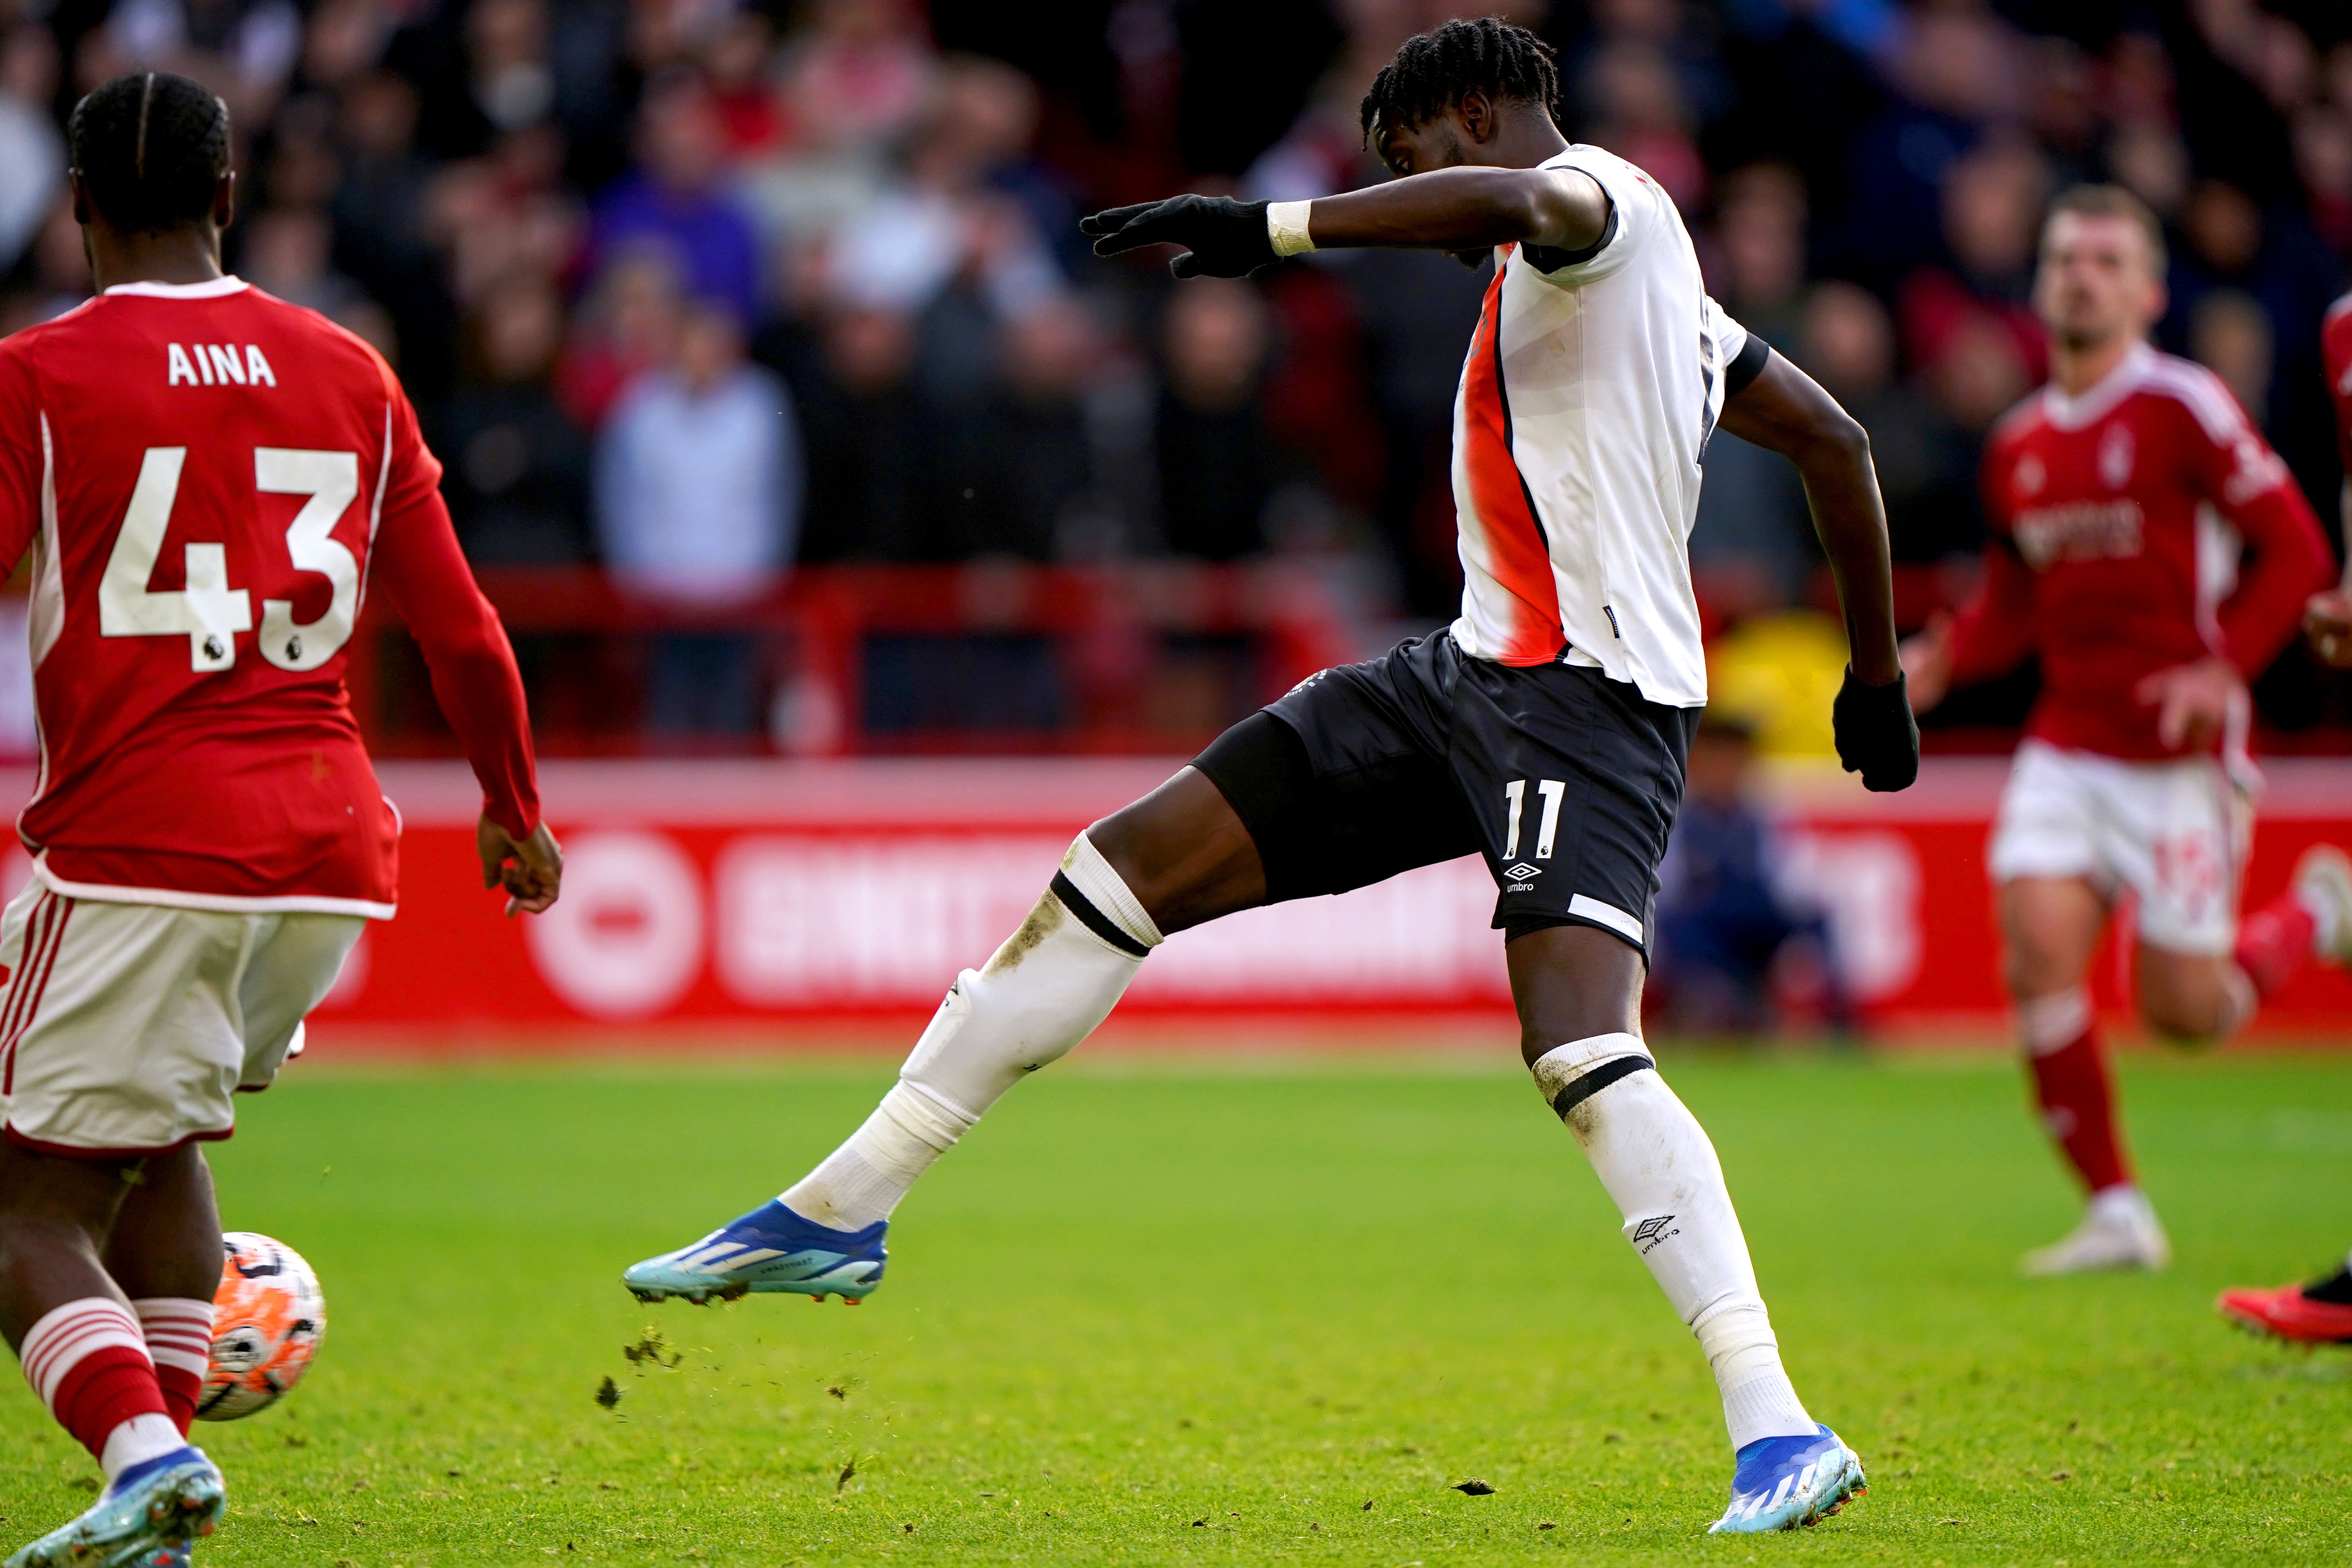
[1509,927,1863,1533]
[0,1142,224,1568]
[621,765,1261,1304]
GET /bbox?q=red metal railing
[349,562,1367,758]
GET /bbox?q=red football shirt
[0,277,539,915]
[1950,342,2333,761]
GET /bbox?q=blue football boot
[1707,1424,1866,1533]
[622,1200,886,1305]
[6,1447,224,1568]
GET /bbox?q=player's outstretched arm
[1081,166,1607,278]
[1716,349,1918,791]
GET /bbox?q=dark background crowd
[1,0,2349,750]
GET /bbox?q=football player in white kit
[623,20,1915,1533]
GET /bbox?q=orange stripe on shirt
[1459,250,1565,665]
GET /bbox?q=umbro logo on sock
[1632,1214,1680,1254]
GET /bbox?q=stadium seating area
[1,0,2348,753]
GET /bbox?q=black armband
[1723,333,1771,399]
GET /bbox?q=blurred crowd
[1,0,2349,740]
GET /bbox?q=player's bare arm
[1718,351,1920,790]
[1083,84,1601,277]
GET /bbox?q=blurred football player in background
[1905,188,2347,1277]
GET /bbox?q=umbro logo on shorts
[1504,862,1542,882]
[1632,1214,1680,1254]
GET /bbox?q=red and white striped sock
[133,1298,215,1436]
[19,1297,185,1481]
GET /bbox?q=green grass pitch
[3,1048,2350,1566]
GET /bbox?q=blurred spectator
[1800,282,1977,563]
[104,0,302,125]
[466,0,555,138]
[787,305,939,562]
[824,58,1066,346]
[706,10,788,161]
[780,0,935,152]
[434,277,594,565]
[2166,176,2342,489]
[1897,137,2050,391]
[1707,163,1809,351]
[959,297,1105,560]
[595,302,802,733]
[588,74,762,327]
[1156,280,1275,561]
[2296,107,2352,256]
[2189,288,2274,427]
[2106,120,2189,224]
[330,70,448,391]
[1579,39,1705,211]
[1653,715,1843,1035]
[1834,3,2026,288]
[241,206,360,317]
[557,252,686,431]
[0,25,62,277]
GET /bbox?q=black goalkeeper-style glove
[1832,666,1920,792]
[1081,195,1277,279]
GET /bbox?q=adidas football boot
[622,1200,886,1304]
[5,1447,224,1568]
[1708,1424,1866,1534]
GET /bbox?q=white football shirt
[1448,144,1752,708]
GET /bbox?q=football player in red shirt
[2209,292,2352,1346]
[0,74,559,1565]
[1904,186,2345,1277]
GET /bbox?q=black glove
[1080,195,1277,279]
[1831,665,1920,792]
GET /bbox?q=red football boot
[2218,1270,2352,1345]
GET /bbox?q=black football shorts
[1192,632,1698,956]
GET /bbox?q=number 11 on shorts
[1503,778,1566,860]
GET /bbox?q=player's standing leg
[0,1141,225,1568]
[622,770,1261,1303]
[1508,926,1864,1532]
[105,1147,227,1437]
[1998,875,2169,1274]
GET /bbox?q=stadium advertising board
[7,760,2343,1041]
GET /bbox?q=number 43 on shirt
[101,444,361,673]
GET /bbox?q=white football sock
[782,834,1160,1231]
[1532,1033,1816,1452]
[100,1414,186,1481]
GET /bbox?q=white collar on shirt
[2040,339,2153,430]
[101,275,251,299]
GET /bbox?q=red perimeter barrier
[11,756,2346,1047]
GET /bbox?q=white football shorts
[0,883,364,1156]
[1986,738,2250,955]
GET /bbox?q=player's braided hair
[66,72,231,234]
[1359,17,1564,147]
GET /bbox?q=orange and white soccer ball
[199,1232,327,1421]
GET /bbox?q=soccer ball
[199,1232,327,1421]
